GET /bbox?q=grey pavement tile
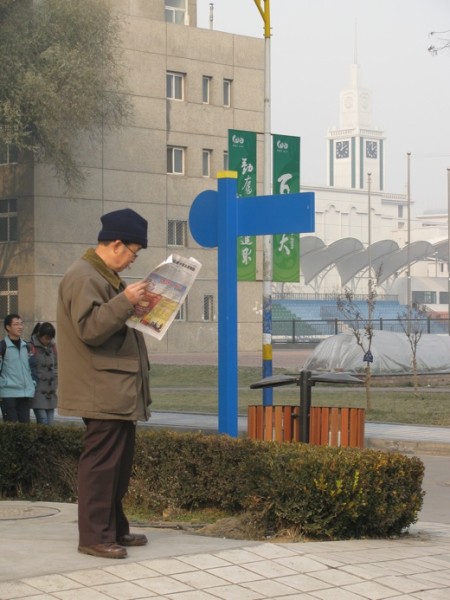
[138,558,197,575]
[52,589,121,599]
[375,559,438,575]
[176,554,232,569]
[309,551,374,566]
[242,544,299,560]
[412,591,450,600]
[205,584,265,599]
[301,553,344,569]
[207,565,265,584]
[242,559,299,578]
[304,568,364,587]
[172,570,232,589]
[306,588,367,599]
[21,574,84,593]
[164,591,223,600]
[420,556,450,569]
[131,575,193,595]
[8,596,56,600]
[271,595,329,600]
[63,568,124,586]
[343,580,406,599]
[340,564,411,580]
[275,555,335,573]
[273,573,331,593]
[242,579,302,597]
[410,570,450,586]
[104,563,163,579]
[0,581,46,600]
[387,596,425,600]
[213,548,269,564]
[92,580,158,599]
[372,575,446,594]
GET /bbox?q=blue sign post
[189,171,315,437]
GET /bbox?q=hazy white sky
[197,0,450,216]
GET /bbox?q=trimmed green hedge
[0,425,424,540]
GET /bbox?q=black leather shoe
[78,543,127,559]
[117,533,148,546]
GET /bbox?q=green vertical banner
[272,134,301,282]
[228,130,257,281]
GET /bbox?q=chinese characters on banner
[228,129,257,281]
[272,134,301,282]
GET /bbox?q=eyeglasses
[122,243,139,259]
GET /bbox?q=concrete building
[0,0,265,352]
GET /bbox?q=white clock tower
[327,63,385,191]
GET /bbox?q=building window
[166,71,184,100]
[165,0,186,24]
[412,291,436,305]
[223,79,232,107]
[0,198,17,242]
[0,277,18,316]
[168,219,188,246]
[398,205,404,218]
[202,76,211,103]
[203,294,214,321]
[202,149,211,177]
[175,300,187,321]
[223,151,229,170]
[0,142,18,165]
[167,147,184,174]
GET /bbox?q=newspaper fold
[126,254,202,340]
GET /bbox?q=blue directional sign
[189,171,315,437]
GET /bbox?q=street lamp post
[447,168,450,335]
[253,0,273,405]
[367,172,372,327]
[407,153,412,329]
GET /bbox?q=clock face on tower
[336,140,349,159]
[366,140,378,159]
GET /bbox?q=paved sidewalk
[1,501,450,599]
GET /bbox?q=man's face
[111,241,142,272]
[6,318,23,340]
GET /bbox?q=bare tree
[397,306,427,395]
[337,280,377,410]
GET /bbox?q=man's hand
[123,281,149,305]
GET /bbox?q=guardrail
[272,317,449,344]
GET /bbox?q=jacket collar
[82,248,124,291]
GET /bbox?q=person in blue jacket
[0,314,37,422]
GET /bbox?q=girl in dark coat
[30,322,58,425]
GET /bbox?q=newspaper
[126,254,202,340]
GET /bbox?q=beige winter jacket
[56,249,151,421]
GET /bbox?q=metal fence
[272,317,450,344]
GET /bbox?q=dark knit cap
[98,208,148,248]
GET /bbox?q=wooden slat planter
[247,405,301,442]
[248,405,365,448]
[309,406,365,448]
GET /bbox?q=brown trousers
[77,419,136,546]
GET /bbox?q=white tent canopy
[303,331,450,374]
